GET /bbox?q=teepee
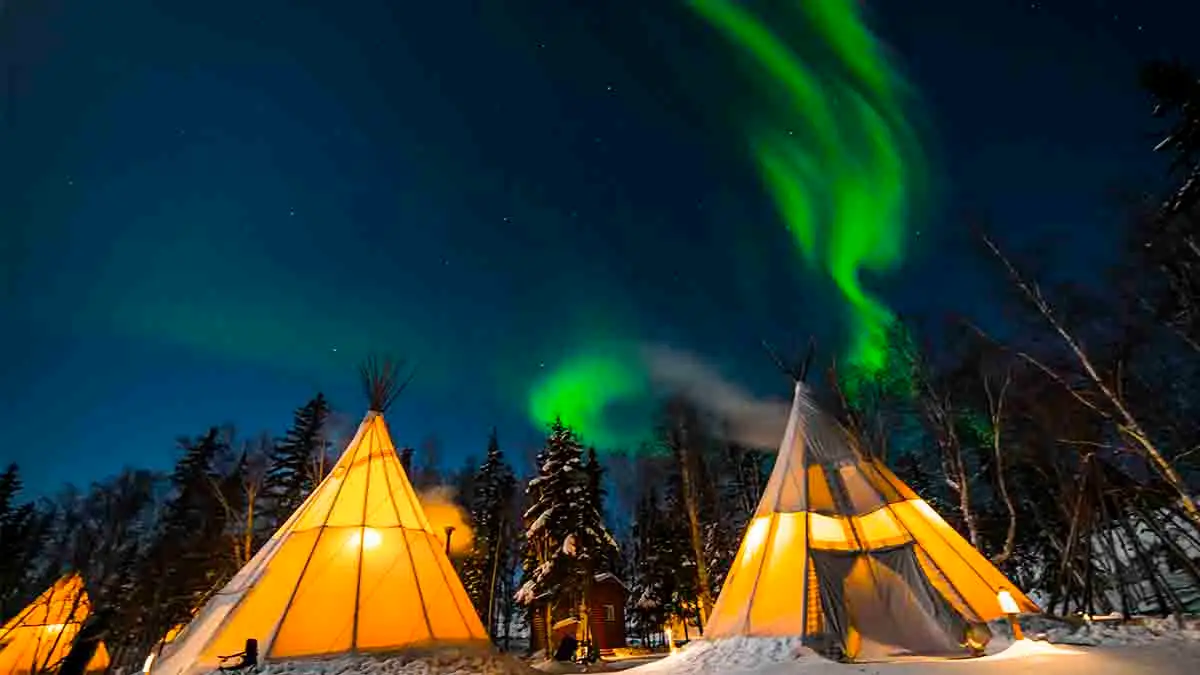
[150,360,487,675]
[0,574,110,675]
[706,383,1039,661]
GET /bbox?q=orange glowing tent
[149,361,487,675]
[706,384,1039,661]
[0,574,110,675]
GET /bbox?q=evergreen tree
[579,446,616,575]
[139,428,241,639]
[583,447,604,520]
[515,419,617,652]
[629,488,670,642]
[261,393,330,532]
[0,464,47,621]
[462,429,516,639]
[661,479,702,635]
[661,398,716,626]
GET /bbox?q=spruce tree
[579,446,617,576]
[142,428,240,634]
[516,420,618,653]
[516,419,582,651]
[661,482,701,635]
[261,393,330,532]
[629,488,669,641]
[462,429,516,639]
[0,464,46,621]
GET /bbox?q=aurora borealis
[690,0,927,376]
[2,0,1192,490]
[528,0,928,441]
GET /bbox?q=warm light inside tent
[997,589,1019,614]
[43,623,65,633]
[348,527,382,550]
[741,517,770,565]
[143,652,156,673]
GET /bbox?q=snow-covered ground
[234,619,1200,674]
[249,649,537,675]
[620,619,1200,675]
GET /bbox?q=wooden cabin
[530,573,628,656]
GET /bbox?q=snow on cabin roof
[593,572,628,591]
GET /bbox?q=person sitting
[553,634,578,662]
[218,638,258,672]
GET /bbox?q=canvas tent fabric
[706,384,1039,661]
[150,410,488,675]
[0,574,110,675]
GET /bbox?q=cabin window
[603,604,616,622]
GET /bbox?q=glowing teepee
[0,574,110,675]
[150,361,487,675]
[706,383,1039,661]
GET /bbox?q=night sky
[3,1,1198,495]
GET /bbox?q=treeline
[0,396,344,671]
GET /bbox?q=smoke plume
[640,345,789,451]
[419,486,474,555]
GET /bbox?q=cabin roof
[593,572,628,592]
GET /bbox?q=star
[289,208,296,217]
[606,85,614,92]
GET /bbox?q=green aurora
[691,0,928,374]
[527,345,651,450]
[529,0,930,446]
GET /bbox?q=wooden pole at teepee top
[762,337,817,385]
[358,355,416,413]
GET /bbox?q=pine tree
[139,428,241,638]
[0,464,47,621]
[661,480,702,636]
[462,429,517,639]
[515,419,617,653]
[661,398,716,627]
[629,488,669,642]
[516,421,578,633]
[261,393,330,532]
[579,446,617,575]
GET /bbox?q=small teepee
[0,574,110,675]
[706,383,1039,661]
[150,359,487,675]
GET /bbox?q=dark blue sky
[2,1,1197,495]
